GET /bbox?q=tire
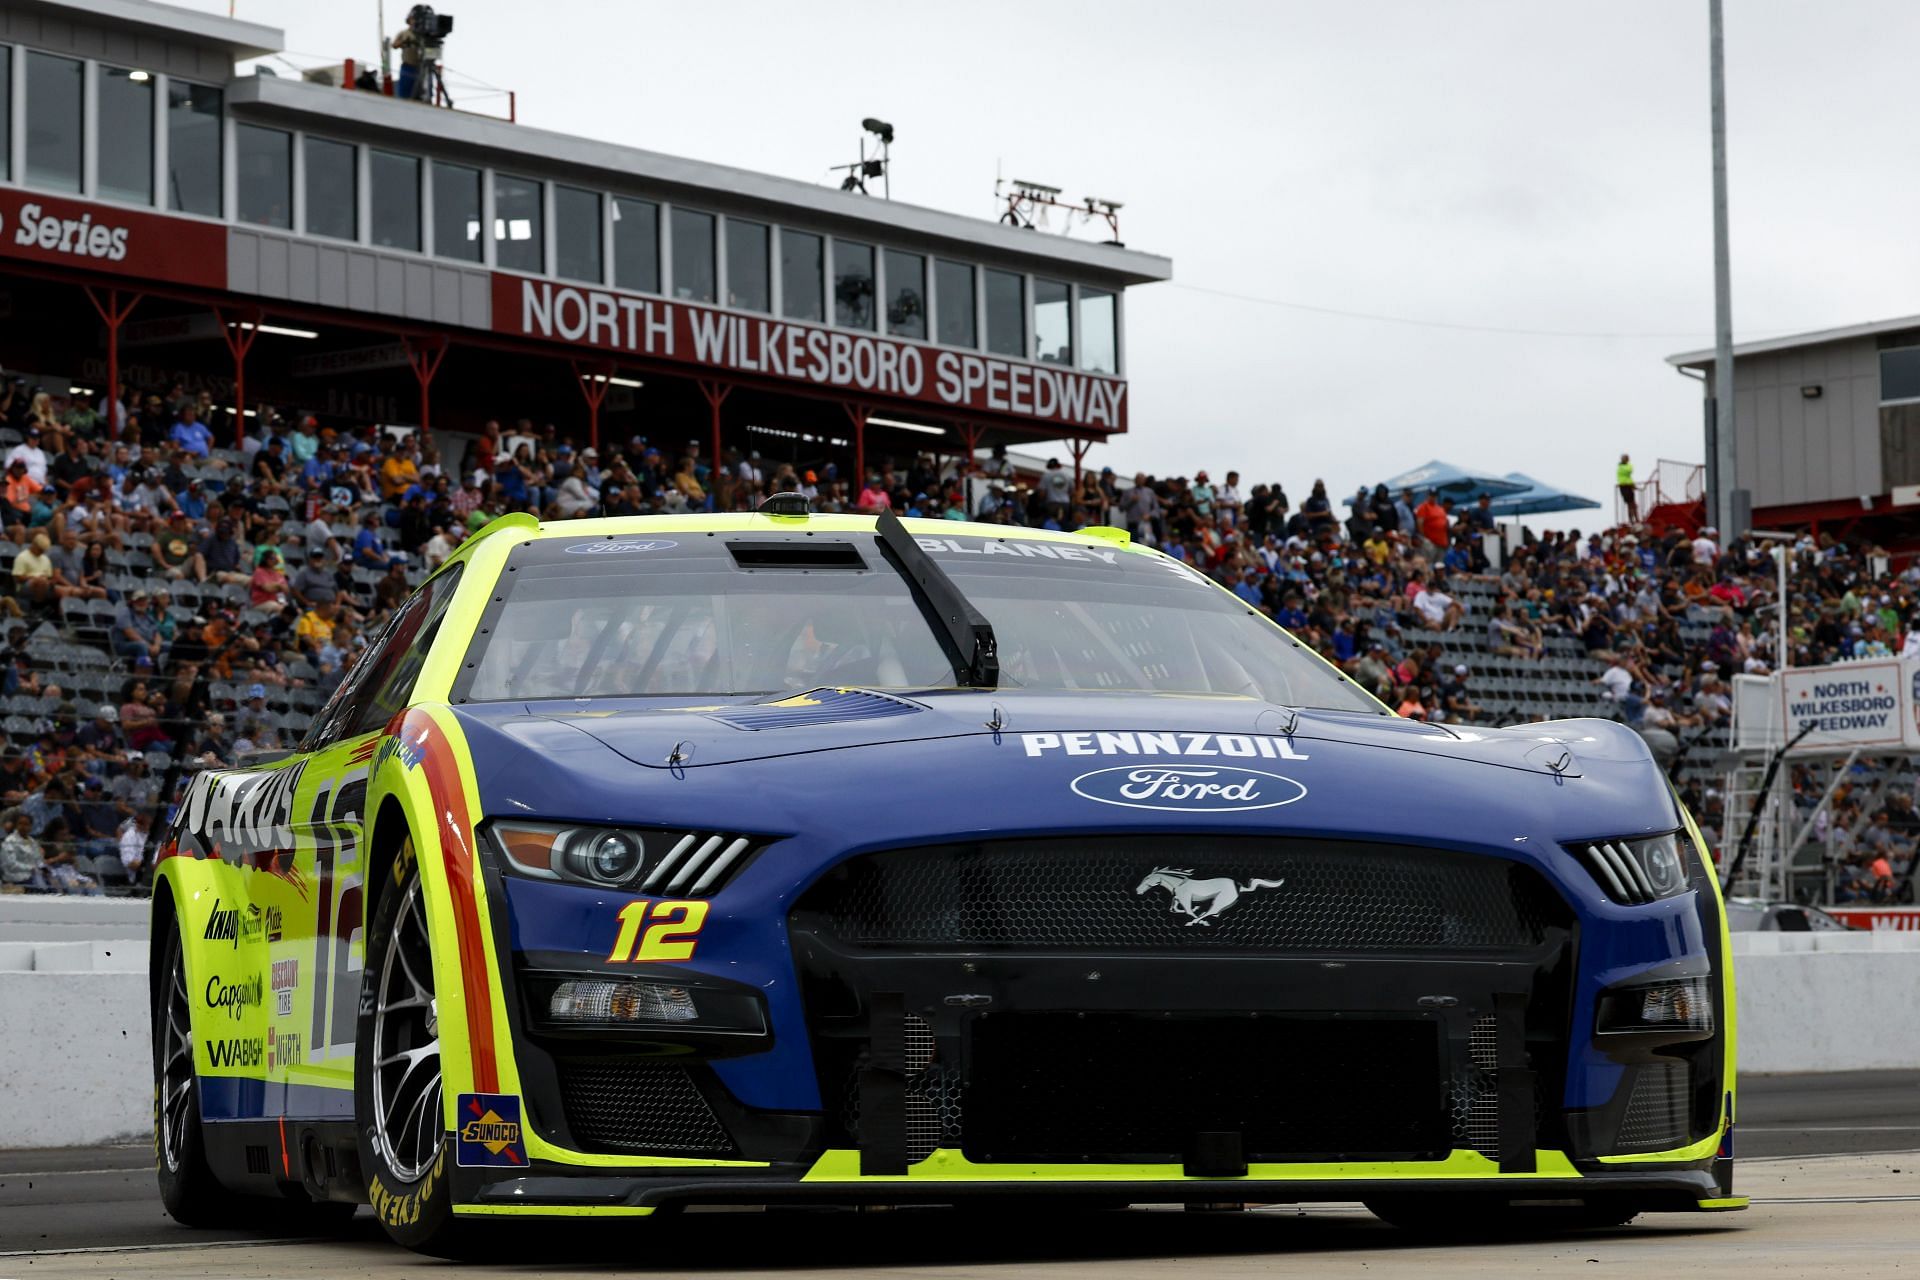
[354,840,465,1255]
[1365,1196,1640,1236]
[154,909,360,1233]
[153,920,228,1227]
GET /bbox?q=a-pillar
[404,335,450,438]
[571,359,613,452]
[212,305,262,448]
[696,380,731,497]
[82,286,142,439]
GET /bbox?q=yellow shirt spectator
[295,608,336,647]
[380,454,420,499]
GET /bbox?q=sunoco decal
[456,1093,527,1167]
[564,539,677,554]
[1070,765,1306,813]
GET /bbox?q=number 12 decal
[607,900,709,963]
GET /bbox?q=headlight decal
[1570,833,1692,905]
[487,822,760,896]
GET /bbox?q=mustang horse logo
[1135,867,1284,927]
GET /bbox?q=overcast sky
[201,0,1920,512]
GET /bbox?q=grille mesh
[839,1015,962,1163]
[1616,1061,1691,1151]
[555,1058,734,1157]
[1450,1014,1502,1159]
[796,838,1568,952]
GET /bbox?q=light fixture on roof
[866,416,945,437]
[229,321,319,340]
[588,374,643,388]
[833,117,895,199]
[127,70,151,83]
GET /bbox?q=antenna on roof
[996,180,1124,245]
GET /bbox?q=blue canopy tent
[1376,461,1531,504]
[1484,472,1602,519]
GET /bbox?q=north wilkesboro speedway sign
[1778,659,1914,750]
[494,275,1128,433]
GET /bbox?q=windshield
[454,531,1379,712]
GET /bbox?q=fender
[369,706,522,1120]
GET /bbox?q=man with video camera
[393,5,453,103]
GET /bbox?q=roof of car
[481,511,1140,551]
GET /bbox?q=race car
[150,507,1745,1254]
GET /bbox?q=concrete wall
[0,969,149,1147]
[1731,930,1920,1074]
[0,930,1913,1147]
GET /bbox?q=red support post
[1070,437,1093,492]
[696,380,732,495]
[844,402,871,495]
[404,334,450,437]
[212,305,262,447]
[82,286,142,440]
[571,359,614,451]
[955,422,984,474]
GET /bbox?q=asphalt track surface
[1,1070,1915,1276]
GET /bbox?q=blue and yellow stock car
[151,509,1744,1254]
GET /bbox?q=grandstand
[0,0,1906,911]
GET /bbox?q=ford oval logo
[564,539,678,555]
[1069,765,1307,813]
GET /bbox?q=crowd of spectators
[0,369,1911,902]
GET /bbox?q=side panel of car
[156,739,380,1120]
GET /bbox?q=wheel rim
[371,871,442,1183]
[159,944,194,1173]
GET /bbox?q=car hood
[446,691,1677,848]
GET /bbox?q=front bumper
[450,1148,1729,1216]
[474,833,1739,1217]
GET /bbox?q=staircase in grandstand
[1619,459,1706,536]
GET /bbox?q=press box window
[0,49,10,182]
[1881,347,1920,403]
[26,52,83,193]
[984,268,1024,357]
[236,124,292,229]
[370,150,420,251]
[781,229,824,322]
[885,249,926,340]
[494,175,544,272]
[935,259,976,348]
[1080,287,1117,374]
[432,161,482,262]
[1034,278,1072,365]
[98,67,154,205]
[727,219,770,313]
[166,82,221,217]
[672,208,716,303]
[555,185,602,283]
[304,137,357,241]
[834,240,875,330]
[612,197,659,293]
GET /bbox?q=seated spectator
[113,591,167,665]
[1412,577,1463,631]
[118,810,153,883]
[353,511,394,571]
[250,547,289,607]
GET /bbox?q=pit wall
[0,928,1913,1148]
